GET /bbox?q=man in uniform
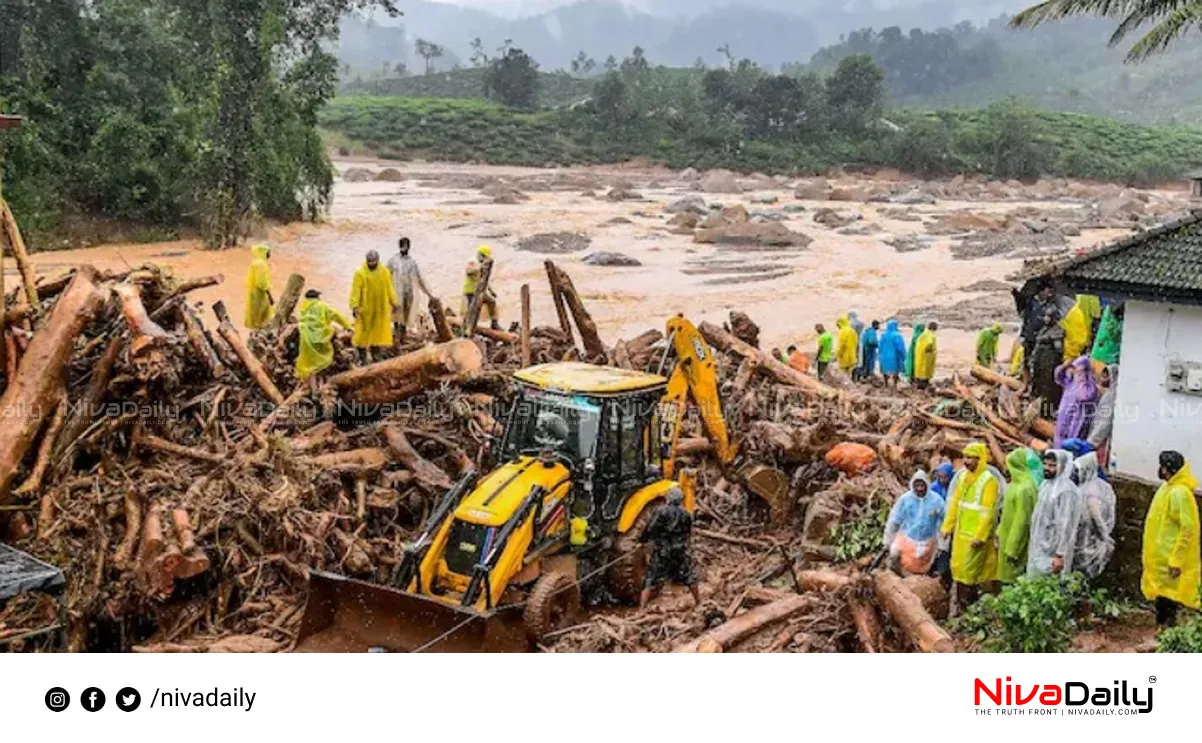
[639,488,701,609]
[463,245,501,331]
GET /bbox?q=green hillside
[341,68,594,108]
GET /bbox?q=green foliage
[484,48,541,110]
[825,54,885,134]
[831,503,890,563]
[978,99,1051,180]
[953,573,1125,653]
[1156,613,1202,653]
[342,68,592,108]
[888,114,959,177]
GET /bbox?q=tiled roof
[1023,211,1202,306]
[0,115,22,130]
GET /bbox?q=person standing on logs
[296,289,350,394]
[386,236,433,346]
[462,245,501,331]
[940,442,1003,617]
[639,488,701,610]
[244,244,274,330]
[349,250,397,365]
[814,323,833,379]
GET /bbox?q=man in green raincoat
[905,322,925,379]
[296,289,350,393]
[1090,304,1123,366]
[975,323,1003,367]
[940,441,1002,616]
[997,448,1037,583]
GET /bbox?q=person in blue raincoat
[883,470,946,576]
[855,320,880,382]
[878,319,907,387]
[929,461,957,584]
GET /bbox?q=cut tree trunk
[971,364,1024,392]
[699,321,840,401]
[179,303,226,379]
[328,339,483,408]
[428,297,454,343]
[463,258,493,338]
[212,300,285,405]
[0,267,106,504]
[674,594,816,652]
[550,263,607,363]
[872,569,955,653]
[51,336,123,470]
[269,274,305,329]
[849,598,882,653]
[544,259,575,345]
[0,197,40,309]
[383,425,452,492]
[520,284,531,368]
[114,282,169,357]
[13,396,67,496]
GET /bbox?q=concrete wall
[1111,300,1202,481]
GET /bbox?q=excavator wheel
[607,505,659,603]
[523,572,581,644]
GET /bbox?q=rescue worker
[905,321,925,381]
[1061,297,1089,362]
[1031,309,1065,418]
[771,347,786,364]
[244,244,274,330]
[1008,342,1025,379]
[976,323,1003,367]
[1027,449,1083,578]
[1086,364,1119,471]
[1053,356,1099,447]
[349,250,397,364]
[1142,451,1200,626]
[639,487,701,609]
[386,236,433,345]
[878,319,906,388]
[1090,304,1123,366]
[786,345,810,373]
[295,289,350,393]
[847,310,865,338]
[835,315,858,374]
[882,470,946,577]
[814,323,833,379]
[940,442,1002,617]
[912,321,938,389]
[856,319,880,381]
[1073,452,1116,580]
[463,245,501,331]
[929,460,957,586]
[997,448,1038,584]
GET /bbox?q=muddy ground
[18,160,1190,372]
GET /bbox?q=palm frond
[1109,0,1193,44]
[1011,0,1142,27]
[1124,3,1202,59]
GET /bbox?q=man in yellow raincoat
[835,315,858,373]
[349,250,397,364]
[1143,450,1200,626]
[296,289,350,392]
[463,245,500,331]
[940,441,1001,616]
[912,321,938,389]
[244,244,274,329]
[1061,298,1089,362]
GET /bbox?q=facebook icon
[81,687,106,712]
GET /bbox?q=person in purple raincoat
[1053,356,1099,448]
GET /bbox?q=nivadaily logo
[974,677,1153,715]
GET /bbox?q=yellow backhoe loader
[296,316,787,652]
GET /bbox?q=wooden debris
[872,570,955,653]
[327,339,483,407]
[212,300,285,405]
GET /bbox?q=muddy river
[19,160,1170,372]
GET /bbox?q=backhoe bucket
[296,571,529,653]
[737,462,792,526]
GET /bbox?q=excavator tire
[607,505,659,603]
[523,572,581,644]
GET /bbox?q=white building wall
[1111,300,1202,480]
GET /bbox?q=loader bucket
[737,462,792,527]
[295,571,529,653]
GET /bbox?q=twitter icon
[116,687,141,712]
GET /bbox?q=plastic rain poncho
[859,325,879,376]
[1054,357,1099,447]
[295,298,350,381]
[913,326,937,381]
[349,262,397,348]
[848,311,865,338]
[997,448,1038,583]
[931,462,955,499]
[816,330,833,363]
[941,443,1003,585]
[879,320,907,376]
[244,244,273,330]
[1142,461,1201,609]
[386,252,431,323]
[1090,306,1122,365]
[1061,302,1089,362]
[1009,344,1025,377]
[905,322,925,379]
[1026,448,1045,487]
[1073,452,1116,579]
[1027,450,1084,578]
[1087,365,1119,451]
[883,471,946,576]
[835,316,858,372]
[976,324,1002,366]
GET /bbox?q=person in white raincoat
[1027,449,1084,578]
[1073,451,1116,579]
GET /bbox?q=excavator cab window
[501,386,601,465]
[601,394,660,495]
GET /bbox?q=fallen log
[699,321,840,401]
[872,569,955,653]
[52,336,123,470]
[796,569,854,593]
[13,396,67,496]
[1031,417,1055,441]
[178,303,226,379]
[328,339,483,408]
[463,258,493,338]
[172,509,210,579]
[212,300,285,405]
[849,598,882,653]
[114,282,169,357]
[162,274,223,301]
[693,528,772,549]
[268,274,305,329]
[0,196,39,309]
[428,297,454,343]
[674,594,816,652]
[448,316,518,344]
[303,447,389,472]
[550,263,607,362]
[971,364,1024,392]
[544,260,575,344]
[383,425,453,492]
[520,283,532,368]
[0,267,106,503]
